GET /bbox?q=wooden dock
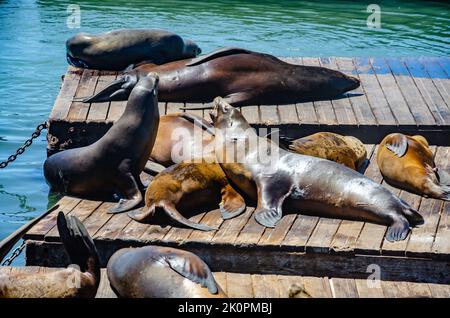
[23,57,450,297]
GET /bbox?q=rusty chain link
[1,241,26,266]
[0,122,47,169]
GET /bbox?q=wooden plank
[211,207,254,245]
[277,104,299,124]
[354,58,396,125]
[335,57,376,125]
[433,201,450,258]
[404,58,450,125]
[381,281,412,298]
[331,278,359,298]
[45,199,103,240]
[234,212,266,247]
[82,202,116,238]
[240,105,260,124]
[370,58,416,125]
[226,273,254,298]
[213,272,228,295]
[321,57,357,125]
[277,275,308,298]
[162,212,207,245]
[94,212,132,240]
[187,209,225,244]
[354,279,384,298]
[355,146,386,254]
[87,75,116,121]
[67,69,98,120]
[302,276,333,298]
[407,282,432,298]
[281,215,319,251]
[107,100,127,122]
[49,68,82,120]
[303,57,337,125]
[166,102,184,114]
[251,274,280,298]
[305,217,341,254]
[96,269,117,298]
[259,105,279,125]
[419,57,450,114]
[258,214,296,247]
[428,283,450,297]
[139,222,172,243]
[385,58,436,125]
[25,197,81,240]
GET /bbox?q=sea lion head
[66,33,95,68]
[183,39,202,58]
[210,97,251,131]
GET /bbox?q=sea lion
[128,162,246,231]
[210,97,424,242]
[0,212,99,298]
[107,245,227,298]
[377,133,450,201]
[288,132,367,171]
[81,47,360,106]
[66,29,201,71]
[44,73,160,213]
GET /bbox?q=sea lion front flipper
[159,250,218,294]
[219,184,246,220]
[386,215,410,242]
[186,47,253,67]
[144,160,166,175]
[109,174,143,214]
[160,201,217,231]
[253,177,293,228]
[384,134,408,157]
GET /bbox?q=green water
[0,0,449,265]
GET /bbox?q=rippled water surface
[0,0,449,264]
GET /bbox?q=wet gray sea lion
[66,29,201,70]
[129,162,246,231]
[0,212,99,298]
[44,73,160,213]
[378,133,450,201]
[210,97,424,242]
[81,47,360,106]
[107,245,227,298]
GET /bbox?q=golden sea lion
[107,245,227,298]
[288,132,367,171]
[0,212,99,298]
[129,162,246,231]
[377,133,450,201]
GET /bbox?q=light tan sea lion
[377,133,450,201]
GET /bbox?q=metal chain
[1,241,26,266]
[0,122,47,169]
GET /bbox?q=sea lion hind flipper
[186,47,253,67]
[57,212,99,272]
[109,174,143,214]
[161,201,217,231]
[160,251,218,294]
[254,207,282,228]
[386,216,410,242]
[384,134,408,157]
[180,113,215,136]
[219,184,246,220]
[82,76,130,103]
[128,204,156,222]
[144,160,166,175]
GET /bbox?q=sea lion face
[66,33,95,68]
[183,39,202,58]
[327,70,360,96]
[210,97,250,131]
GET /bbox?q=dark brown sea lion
[81,47,360,106]
[128,162,246,231]
[289,132,367,171]
[107,245,227,298]
[377,133,450,201]
[210,97,424,242]
[0,212,99,298]
[66,29,201,70]
[44,73,160,213]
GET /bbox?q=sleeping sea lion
[107,245,227,298]
[377,133,450,201]
[0,212,99,298]
[81,47,360,106]
[66,29,201,70]
[44,73,160,213]
[288,132,367,171]
[210,97,424,242]
[128,162,246,231]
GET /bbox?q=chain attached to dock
[1,241,26,266]
[0,122,48,169]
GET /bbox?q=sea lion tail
[57,212,100,279]
[160,201,217,232]
[401,202,424,227]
